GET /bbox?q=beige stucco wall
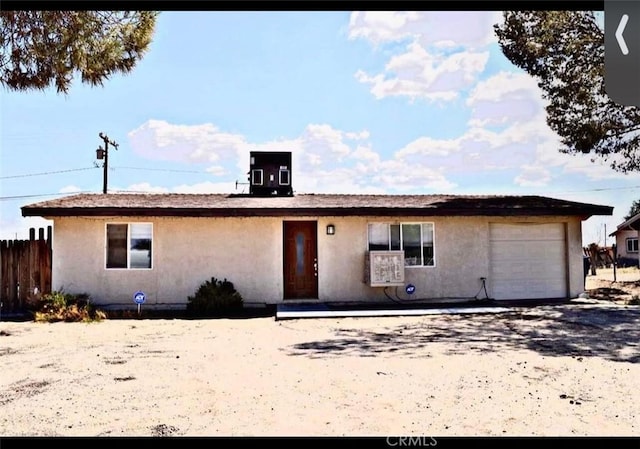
[615,229,640,264]
[48,215,586,308]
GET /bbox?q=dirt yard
[0,268,638,437]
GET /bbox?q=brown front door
[283,221,318,299]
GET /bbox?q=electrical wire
[0,191,95,201]
[473,278,492,301]
[0,167,98,179]
[383,287,403,305]
[382,278,494,305]
[0,165,215,180]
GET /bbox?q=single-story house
[609,213,640,267]
[21,192,613,309]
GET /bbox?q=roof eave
[21,205,615,218]
[614,212,640,231]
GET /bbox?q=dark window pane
[402,224,421,266]
[390,225,401,251]
[296,232,305,275]
[279,169,290,185]
[130,224,152,269]
[423,245,434,266]
[106,224,127,268]
[422,223,434,266]
[252,169,263,185]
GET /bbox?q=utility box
[364,251,405,287]
[249,151,293,196]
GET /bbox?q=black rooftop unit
[249,151,293,196]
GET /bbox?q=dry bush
[33,291,106,323]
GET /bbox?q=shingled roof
[609,212,640,235]
[21,193,613,218]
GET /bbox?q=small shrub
[33,291,106,323]
[628,295,640,306]
[187,277,244,317]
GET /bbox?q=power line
[551,185,640,194]
[0,165,212,180]
[0,191,95,201]
[0,167,98,179]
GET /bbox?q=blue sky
[1,11,637,246]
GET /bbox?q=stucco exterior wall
[614,229,639,265]
[49,214,586,308]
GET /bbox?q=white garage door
[489,223,567,300]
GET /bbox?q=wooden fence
[583,243,616,274]
[0,227,52,314]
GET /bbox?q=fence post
[1,240,8,312]
[8,241,17,311]
[588,243,598,275]
[41,228,52,295]
[19,241,30,309]
[29,230,39,307]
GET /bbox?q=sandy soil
[0,268,638,437]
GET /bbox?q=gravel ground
[0,270,638,437]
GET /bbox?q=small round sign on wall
[133,291,146,305]
[405,284,416,295]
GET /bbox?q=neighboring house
[21,192,613,309]
[609,213,640,267]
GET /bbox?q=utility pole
[96,132,118,194]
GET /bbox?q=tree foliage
[625,199,640,220]
[0,11,158,93]
[494,11,640,173]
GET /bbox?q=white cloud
[350,12,501,103]
[128,119,247,165]
[122,182,170,193]
[348,11,423,45]
[375,165,456,191]
[467,71,545,127]
[467,71,541,105]
[301,124,354,161]
[559,155,640,181]
[172,181,237,194]
[115,181,240,194]
[345,130,370,140]
[514,165,552,187]
[355,43,489,102]
[349,11,501,48]
[396,136,461,158]
[350,145,380,165]
[205,166,226,176]
[59,185,83,193]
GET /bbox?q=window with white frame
[368,222,435,266]
[626,237,639,253]
[251,169,263,185]
[106,223,153,269]
[279,169,290,185]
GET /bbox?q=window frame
[105,222,154,270]
[626,237,639,253]
[367,222,435,267]
[251,169,263,185]
[279,169,290,186]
